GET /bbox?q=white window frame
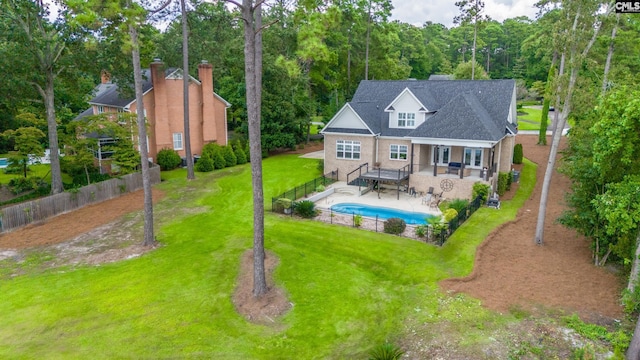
[432,146,451,166]
[389,144,408,160]
[464,148,484,168]
[336,140,361,160]
[173,132,184,150]
[97,105,104,114]
[397,112,416,127]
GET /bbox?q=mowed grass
[517,107,544,130]
[0,155,537,358]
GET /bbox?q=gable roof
[331,79,515,142]
[88,69,158,108]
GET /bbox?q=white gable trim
[320,103,374,135]
[384,88,428,113]
[166,68,202,85]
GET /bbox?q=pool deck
[315,182,442,217]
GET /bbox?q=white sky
[391,0,540,27]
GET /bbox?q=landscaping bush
[195,155,214,172]
[383,217,406,235]
[446,198,469,214]
[443,208,458,222]
[201,142,221,159]
[497,172,512,196]
[415,224,427,238]
[294,200,317,218]
[354,214,363,227]
[222,146,237,167]
[513,143,523,164]
[234,146,247,165]
[213,151,226,170]
[368,343,404,360]
[156,148,182,170]
[472,182,491,203]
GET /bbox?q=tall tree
[65,0,167,247]
[225,0,267,297]
[534,0,605,245]
[2,0,68,194]
[454,0,486,79]
[181,0,195,180]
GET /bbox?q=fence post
[376,215,379,232]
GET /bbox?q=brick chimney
[150,59,171,153]
[198,60,217,142]
[100,70,111,84]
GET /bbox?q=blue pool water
[330,203,432,225]
[0,158,7,168]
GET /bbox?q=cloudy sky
[390,0,540,27]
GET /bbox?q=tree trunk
[182,0,195,180]
[535,52,566,245]
[365,1,371,80]
[44,70,64,194]
[627,230,640,293]
[129,24,155,247]
[242,0,267,297]
[538,53,557,145]
[471,0,478,80]
[601,13,619,96]
[627,312,640,360]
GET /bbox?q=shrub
[316,184,325,192]
[234,146,247,165]
[294,200,317,218]
[195,155,214,172]
[497,172,512,196]
[446,198,469,214]
[8,177,38,194]
[415,225,427,238]
[472,182,491,203]
[443,208,458,222]
[201,142,221,159]
[354,214,363,227]
[383,218,406,235]
[222,146,237,167]
[156,148,182,170]
[368,343,404,360]
[213,151,226,170]
[513,143,523,164]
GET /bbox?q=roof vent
[408,78,417,81]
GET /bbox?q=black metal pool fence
[271,170,338,213]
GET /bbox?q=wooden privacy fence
[0,166,161,233]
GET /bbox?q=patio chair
[421,193,432,205]
[427,186,434,195]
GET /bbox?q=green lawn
[0,155,537,358]
[517,107,544,131]
[0,163,73,185]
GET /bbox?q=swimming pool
[0,158,7,168]
[330,203,432,225]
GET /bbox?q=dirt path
[441,135,623,322]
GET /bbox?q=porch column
[460,151,465,179]
[410,143,414,174]
[433,145,439,177]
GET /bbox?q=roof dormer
[385,88,429,129]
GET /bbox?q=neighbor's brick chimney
[198,60,217,142]
[100,70,111,84]
[150,59,171,151]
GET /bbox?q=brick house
[320,79,518,200]
[78,60,230,169]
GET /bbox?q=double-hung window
[173,132,184,150]
[390,144,408,160]
[397,112,415,127]
[336,140,360,160]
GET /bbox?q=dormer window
[398,112,415,127]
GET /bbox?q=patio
[314,181,442,217]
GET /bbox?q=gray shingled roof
[340,79,515,142]
[88,69,166,108]
[322,127,373,135]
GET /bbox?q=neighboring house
[77,60,230,172]
[320,79,518,200]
